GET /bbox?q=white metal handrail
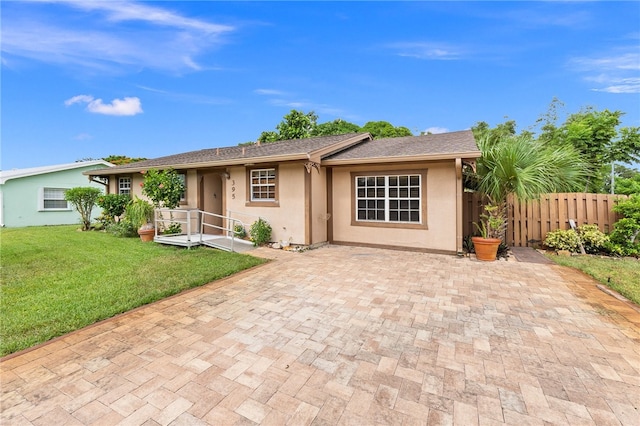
[200,211,246,252]
[154,208,200,241]
[153,208,249,251]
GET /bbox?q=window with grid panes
[42,188,69,210]
[250,168,276,201]
[355,174,421,223]
[118,177,131,195]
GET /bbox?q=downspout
[455,158,463,256]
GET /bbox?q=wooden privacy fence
[463,192,627,247]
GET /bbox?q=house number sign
[231,180,236,199]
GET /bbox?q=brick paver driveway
[2,245,639,425]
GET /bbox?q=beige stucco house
[86,131,480,254]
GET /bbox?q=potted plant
[472,202,506,261]
[126,197,155,242]
[469,134,589,261]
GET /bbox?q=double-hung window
[40,188,70,210]
[118,177,131,195]
[250,168,276,202]
[355,173,423,225]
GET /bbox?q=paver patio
[1,245,639,425]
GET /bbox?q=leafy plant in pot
[468,133,589,261]
[126,197,155,242]
[472,202,506,261]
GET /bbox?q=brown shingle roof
[86,130,479,176]
[324,130,480,163]
[90,133,372,175]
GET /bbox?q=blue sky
[2,1,639,170]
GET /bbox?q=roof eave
[322,151,482,166]
[83,153,314,176]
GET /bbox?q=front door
[199,172,223,234]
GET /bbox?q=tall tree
[257,110,318,143]
[471,119,534,145]
[103,155,148,165]
[539,107,640,192]
[360,121,412,139]
[312,119,361,136]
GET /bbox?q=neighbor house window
[40,188,70,210]
[118,177,131,195]
[354,173,423,225]
[250,168,276,202]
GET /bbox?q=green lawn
[0,226,266,357]
[546,254,640,305]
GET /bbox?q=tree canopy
[254,110,413,144]
[103,155,148,165]
[474,99,640,194]
[312,119,361,136]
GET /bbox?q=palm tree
[473,134,589,243]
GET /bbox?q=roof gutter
[83,153,315,176]
[322,150,482,166]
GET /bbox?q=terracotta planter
[138,228,155,242]
[472,237,501,261]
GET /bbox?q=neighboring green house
[0,160,113,228]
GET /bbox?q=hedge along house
[85,131,480,254]
[0,160,113,228]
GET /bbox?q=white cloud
[1,1,235,73]
[385,42,463,60]
[65,95,143,116]
[423,127,449,134]
[255,89,286,96]
[73,133,93,141]
[570,50,640,94]
[65,94,94,106]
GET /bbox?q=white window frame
[250,168,276,202]
[355,174,422,224]
[39,187,71,211]
[118,177,131,195]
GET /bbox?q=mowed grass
[546,254,640,305]
[0,226,266,357]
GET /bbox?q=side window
[118,177,131,195]
[40,188,70,210]
[250,168,276,202]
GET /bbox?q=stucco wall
[1,165,109,228]
[225,163,308,245]
[330,161,458,252]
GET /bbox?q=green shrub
[544,228,581,252]
[234,224,247,239]
[96,194,131,224]
[249,218,272,246]
[64,187,103,231]
[544,224,611,254]
[106,219,138,238]
[610,194,640,256]
[609,218,640,256]
[577,224,609,254]
[164,223,182,235]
